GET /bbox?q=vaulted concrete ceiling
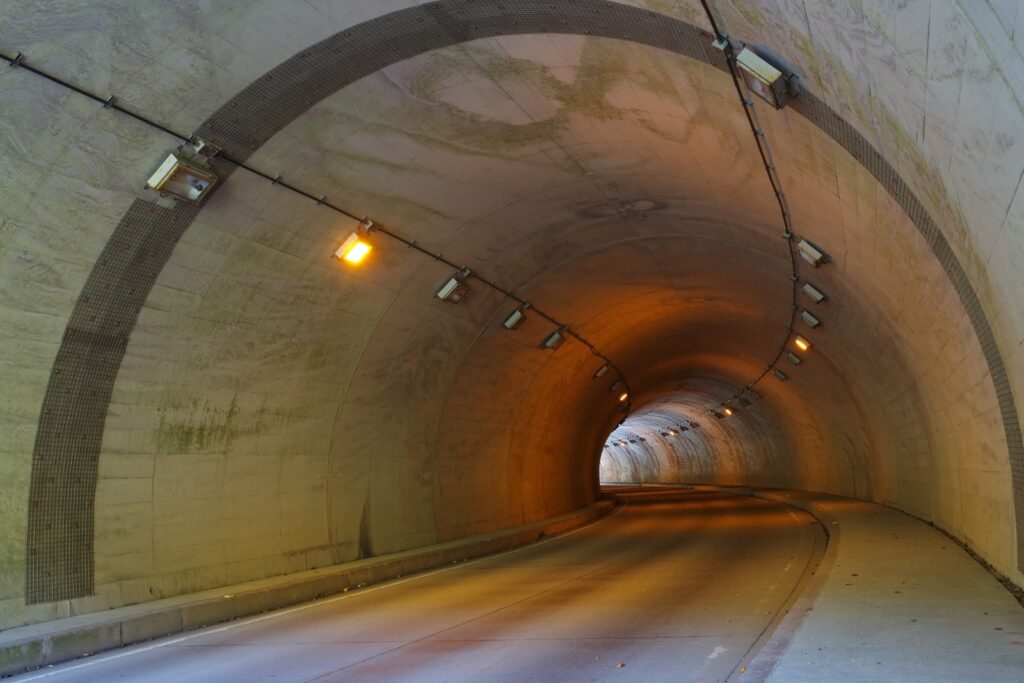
[1,0,1022,629]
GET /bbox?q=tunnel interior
[1,0,1023,631]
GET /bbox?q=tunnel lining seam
[12,0,1024,604]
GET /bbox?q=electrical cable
[1,47,634,405]
[693,0,805,418]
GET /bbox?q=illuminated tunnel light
[723,407,734,416]
[618,392,629,403]
[334,233,372,265]
[333,219,376,265]
[794,335,811,352]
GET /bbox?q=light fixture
[539,326,567,350]
[773,368,789,381]
[609,380,624,393]
[146,140,220,204]
[436,268,471,303]
[793,335,811,352]
[802,282,827,303]
[668,428,678,436]
[723,407,734,416]
[689,421,699,429]
[503,304,529,330]
[735,47,791,109]
[618,392,629,403]
[801,309,822,328]
[737,397,752,407]
[797,239,827,267]
[333,219,375,265]
[787,352,802,365]
[593,364,609,379]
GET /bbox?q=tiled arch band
[25,0,1024,602]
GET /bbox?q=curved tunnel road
[19,490,825,682]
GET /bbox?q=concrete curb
[0,498,615,678]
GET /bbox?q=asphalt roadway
[16,489,825,682]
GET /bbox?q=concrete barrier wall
[0,499,614,677]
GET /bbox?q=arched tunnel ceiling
[1,0,1023,627]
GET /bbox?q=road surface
[17,489,824,682]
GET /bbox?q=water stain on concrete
[155,396,266,454]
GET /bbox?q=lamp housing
[147,152,218,204]
[802,282,827,303]
[503,305,528,330]
[736,47,790,109]
[333,219,375,265]
[436,269,471,303]
[797,239,827,267]
[540,327,567,350]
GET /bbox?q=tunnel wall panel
[0,0,1021,628]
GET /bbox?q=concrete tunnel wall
[0,0,1023,629]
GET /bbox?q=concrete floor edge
[0,499,615,678]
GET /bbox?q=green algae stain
[156,396,267,454]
